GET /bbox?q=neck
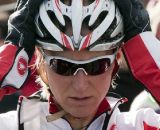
[64,114,94,130]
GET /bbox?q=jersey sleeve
[108,107,160,130]
[117,108,160,130]
[122,31,160,103]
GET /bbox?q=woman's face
[44,50,115,118]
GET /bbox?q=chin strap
[46,94,68,122]
[46,110,68,122]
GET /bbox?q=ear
[116,48,122,63]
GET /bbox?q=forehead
[43,49,114,60]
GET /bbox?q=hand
[5,0,42,58]
[0,44,41,100]
[0,0,42,96]
[114,0,151,42]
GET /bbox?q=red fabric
[143,121,159,130]
[122,34,160,102]
[49,96,59,114]
[0,87,17,101]
[109,124,116,130]
[96,98,111,116]
[0,46,41,100]
[0,44,18,82]
[20,54,41,96]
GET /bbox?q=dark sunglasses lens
[49,59,73,76]
[49,58,111,76]
[84,58,110,75]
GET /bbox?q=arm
[116,108,160,129]
[122,32,160,102]
[115,0,160,103]
[0,43,38,100]
[0,0,42,100]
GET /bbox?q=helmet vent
[89,11,107,31]
[95,16,123,44]
[61,0,95,6]
[37,18,50,39]
[81,16,91,36]
[47,10,65,32]
[48,11,73,37]
[63,16,73,36]
[83,0,95,6]
[61,0,72,6]
[37,17,62,46]
[99,17,117,41]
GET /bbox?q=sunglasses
[42,51,116,76]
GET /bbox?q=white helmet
[35,0,124,51]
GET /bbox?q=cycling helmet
[35,0,124,51]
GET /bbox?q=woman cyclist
[0,0,160,129]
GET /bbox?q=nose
[72,69,89,91]
[73,68,88,76]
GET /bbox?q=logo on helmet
[17,57,27,76]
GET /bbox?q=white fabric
[0,111,18,130]
[0,97,160,130]
[1,49,29,89]
[140,31,160,68]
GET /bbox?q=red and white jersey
[0,96,160,130]
[122,31,160,103]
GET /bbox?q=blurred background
[0,0,16,45]
[0,0,160,113]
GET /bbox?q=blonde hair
[35,47,50,100]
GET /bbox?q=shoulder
[18,92,49,121]
[106,96,160,130]
[108,108,160,130]
[18,93,49,130]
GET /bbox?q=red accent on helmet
[95,0,100,9]
[80,33,92,51]
[55,0,61,13]
[61,33,73,50]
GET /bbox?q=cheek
[45,65,70,101]
[94,72,112,96]
[92,64,114,98]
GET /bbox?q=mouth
[70,97,91,101]
[68,96,93,106]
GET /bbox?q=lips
[70,97,91,100]
[68,96,93,106]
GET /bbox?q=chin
[68,106,97,118]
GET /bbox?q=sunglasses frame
[40,49,117,76]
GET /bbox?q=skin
[42,49,117,129]
[41,1,118,129]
